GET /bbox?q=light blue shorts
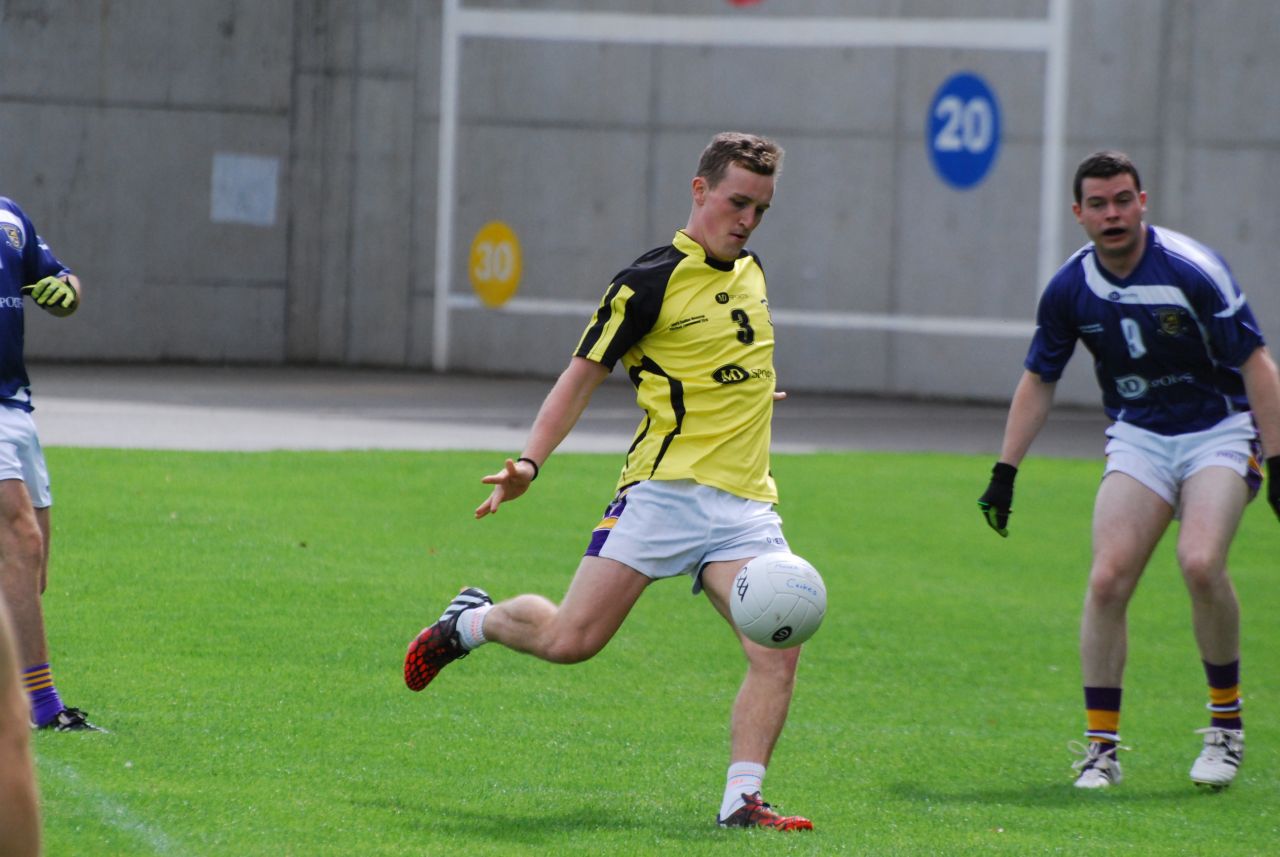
[0,405,52,508]
[584,479,788,593]
[1103,412,1261,510]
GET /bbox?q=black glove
[978,462,1018,537]
[1268,456,1280,521]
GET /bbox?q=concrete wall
[5,0,1279,407]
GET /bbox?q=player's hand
[21,276,78,316]
[1268,456,1280,522]
[773,391,787,402]
[978,462,1018,537]
[474,457,538,519]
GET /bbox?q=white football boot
[1070,740,1123,789]
[1189,727,1243,789]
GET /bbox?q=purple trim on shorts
[1246,436,1263,498]
[584,491,629,557]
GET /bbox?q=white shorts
[1103,412,1261,509]
[584,479,789,593]
[0,406,52,508]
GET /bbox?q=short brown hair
[696,132,784,188]
[1073,150,1142,204]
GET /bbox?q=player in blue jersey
[978,151,1280,789]
[0,197,101,732]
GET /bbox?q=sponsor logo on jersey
[1149,372,1194,389]
[715,292,730,304]
[712,364,750,384]
[0,296,24,309]
[668,314,708,331]
[1116,372,1194,399]
[711,365,775,385]
[1115,374,1148,399]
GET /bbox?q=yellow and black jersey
[575,230,778,503]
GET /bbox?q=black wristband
[516,457,540,481]
[991,462,1018,484]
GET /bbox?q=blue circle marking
[927,72,1001,190]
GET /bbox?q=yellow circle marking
[469,221,522,308]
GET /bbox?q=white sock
[455,604,492,651]
[719,761,765,820]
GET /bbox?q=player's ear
[691,175,708,205]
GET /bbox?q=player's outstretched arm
[1240,346,1280,520]
[979,370,1056,537]
[475,357,610,519]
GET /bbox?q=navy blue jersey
[1026,225,1264,435]
[0,197,71,412]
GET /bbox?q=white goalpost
[434,0,1071,371]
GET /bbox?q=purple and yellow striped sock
[1084,686,1122,748]
[22,662,65,727]
[1203,660,1243,731]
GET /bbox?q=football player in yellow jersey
[405,132,813,831]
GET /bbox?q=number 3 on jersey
[732,308,754,344]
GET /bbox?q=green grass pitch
[30,448,1280,855]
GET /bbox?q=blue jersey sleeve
[1182,258,1263,370]
[1024,276,1078,383]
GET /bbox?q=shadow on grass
[366,796,731,848]
[887,779,1233,808]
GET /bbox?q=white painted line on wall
[448,293,1033,339]
[455,10,1051,50]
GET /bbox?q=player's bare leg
[701,559,810,831]
[1176,467,1246,664]
[1081,473,1172,687]
[1073,473,1171,787]
[0,482,47,669]
[405,556,648,690]
[481,555,650,664]
[1177,466,1249,788]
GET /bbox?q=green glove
[21,276,78,316]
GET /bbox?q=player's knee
[745,643,801,680]
[1177,548,1225,596]
[1086,565,1138,606]
[540,631,605,665]
[0,518,43,574]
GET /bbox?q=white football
[730,552,826,649]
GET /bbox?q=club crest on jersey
[1155,307,1188,336]
[1,223,22,250]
